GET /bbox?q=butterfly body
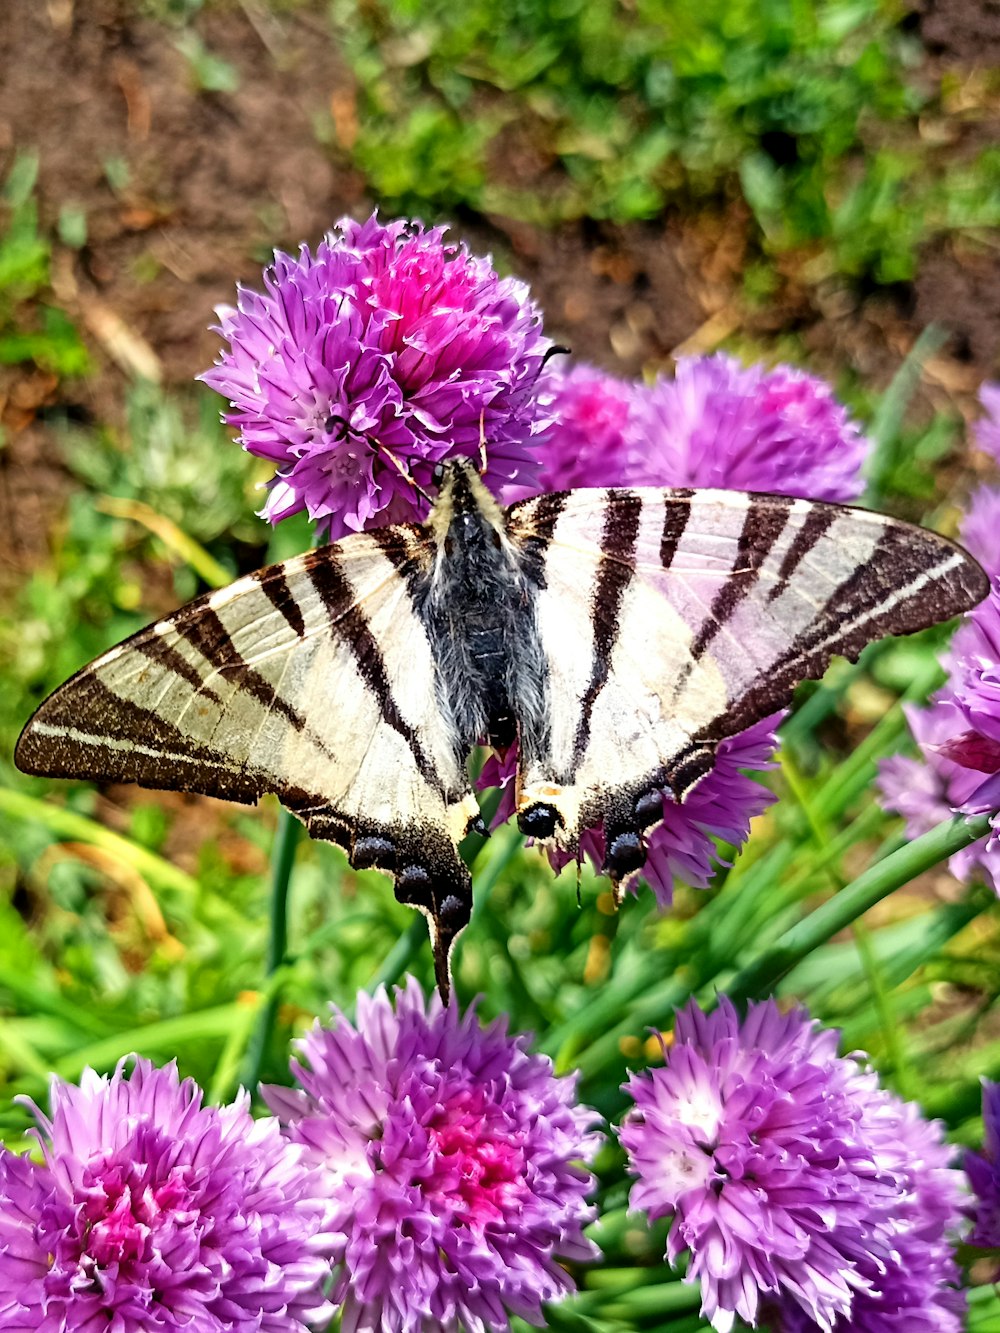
[16,460,989,996]
[418,462,549,757]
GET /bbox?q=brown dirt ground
[0,0,998,573]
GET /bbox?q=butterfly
[16,459,988,997]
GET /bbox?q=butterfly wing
[506,486,988,881]
[15,529,482,994]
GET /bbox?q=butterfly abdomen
[419,466,549,757]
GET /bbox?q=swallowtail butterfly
[16,461,988,995]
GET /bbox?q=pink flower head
[0,1057,336,1332]
[967,1078,1000,1265]
[202,213,552,539]
[529,362,637,492]
[878,696,1000,890]
[959,485,1000,581]
[878,488,1000,885]
[263,977,601,1333]
[632,354,871,502]
[621,997,964,1333]
[974,382,1000,466]
[530,354,871,503]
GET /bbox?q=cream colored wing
[16,527,481,994]
[506,486,987,882]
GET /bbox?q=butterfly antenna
[540,343,571,372]
[377,444,434,508]
[325,414,433,508]
[478,410,488,475]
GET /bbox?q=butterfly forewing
[506,486,988,874]
[16,461,989,992]
[16,530,481,995]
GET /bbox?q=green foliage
[334,0,912,218]
[331,0,1000,284]
[174,29,241,94]
[64,379,261,547]
[0,154,89,377]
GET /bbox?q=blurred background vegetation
[2,2,1000,1326]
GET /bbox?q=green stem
[369,914,427,993]
[0,786,197,898]
[726,813,992,1003]
[852,918,912,1098]
[240,809,300,1091]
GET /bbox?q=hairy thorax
[418,475,548,759]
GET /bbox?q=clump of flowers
[531,353,871,502]
[966,1078,1000,1267]
[975,382,1000,464]
[498,353,872,903]
[636,353,869,500]
[525,361,636,492]
[621,997,964,1333]
[263,976,601,1333]
[0,1057,335,1332]
[203,213,552,539]
[878,484,1000,890]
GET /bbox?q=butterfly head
[427,457,507,559]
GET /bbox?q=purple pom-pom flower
[877,485,1000,886]
[530,353,870,502]
[263,977,601,1333]
[974,382,1000,465]
[525,362,637,493]
[631,353,870,501]
[967,1078,1000,1264]
[620,997,964,1333]
[497,353,871,906]
[202,213,552,539]
[0,1056,336,1332]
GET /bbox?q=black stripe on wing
[766,504,837,603]
[572,490,643,768]
[172,605,309,735]
[659,488,694,568]
[303,546,445,795]
[688,493,792,662]
[699,518,989,742]
[253,566,307,637]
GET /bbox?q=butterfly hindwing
[15,461,989,990]
[506,486,988,878]
[15,530,482,993]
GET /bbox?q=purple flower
[263,977,601,1333]
[958,484,1000,580]
[877,485,1000,885]
[490,354,871,905]
[529,354,871,502]
[878,698,1000,891]
[202,213,551,539]
[974,382,1000,465]
[525,362,636,493]
[630,354,870,502]
[620,997,964,1333]
[0,1056,336,1332]
[967,1078,1000,1261]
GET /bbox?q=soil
[0,0,998,573]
